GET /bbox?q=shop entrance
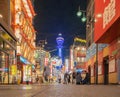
[117,58,120,84]
[93,64,96,83]
[88,65,91,84]
[0,51,9,84]
[103,56,109,85]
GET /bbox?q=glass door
[0,51,9,84]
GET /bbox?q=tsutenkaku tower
[56,33,64,63]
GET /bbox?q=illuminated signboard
[20,56,30,64]
[23,65,32,81]
[10,65,17,75]
[70,49,74,69]
[0,68,8,71]
[45,58,49,66]
[94,0,120,42]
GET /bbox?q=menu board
[98,65,102,75]
[109,59,115,73]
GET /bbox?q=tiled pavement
[0,84,120,97]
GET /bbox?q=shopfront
[94,0,120,84]
[17,55,33,84]
[0,20,17,84]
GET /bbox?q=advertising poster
[109,59,116,73]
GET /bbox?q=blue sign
[76,69,83,73]
[20,56,30,64]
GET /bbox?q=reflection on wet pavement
[0,84,120,97]
[22,85,32,90]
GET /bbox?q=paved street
[0,84,120,97]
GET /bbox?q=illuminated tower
[56,33,64,64]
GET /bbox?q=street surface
[0,84,120,97]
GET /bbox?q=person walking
[64,72,68,84]
[70,73,73,84]
[67,73,70,84]
[76,72,82,85]
[58,75,61,83]
[82,71,90,84]
[0,74,2,84]
[36,76,39,84]
[72,72,76,84]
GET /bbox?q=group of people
[76,71,90,85]
[62,71,90,85]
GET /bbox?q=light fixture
[77,6,86,22]
[81,12,86,22]
[77,6,82,17]
[45,39,47,44]
[0,14,3,18]
[94,18,97,22]
[96,14,102,18]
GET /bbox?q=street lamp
[77,6,86,22]
[37,39,47,50]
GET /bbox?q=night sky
[33,0,87,57]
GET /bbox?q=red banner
[94,0,120,42]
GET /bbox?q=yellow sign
[103,46,109,57]
[10,65,17,75]
[74,37,86,43]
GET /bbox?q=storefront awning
[76,69,83,73]
[20,56,31,65]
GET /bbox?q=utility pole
[95,44,98,84]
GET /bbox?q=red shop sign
[94,0,120,42]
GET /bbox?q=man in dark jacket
[82,72,90,84]
[76,72,82,85]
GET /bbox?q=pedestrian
[36,76,39,83]
[82,71,90,84]
[70,73,73,84]
[67,73,70,84]
[64,72,68,84]
[3,73,6,84]
[72,72,76,84]
[0,74,2,84]
[58,75,61,83]
[76,72,82,85]
[12,76,16,84]
[61,73,64,83]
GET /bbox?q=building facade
[12,0,36,84]
[70,37,86,72]
[86,0,120,84]
[86,0,94,48]
[35,46,51,83]
[0,0,17,84]
[94,0,120,84]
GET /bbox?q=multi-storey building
[12,0,36,84]
[74,38,86,69]
[86,0,120,84]
[94,0,120,84]
[70,37,86,72]
[35,45,51,83]
[86,0,94,48]
[86,0,96,84]
[0,0,17,84]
